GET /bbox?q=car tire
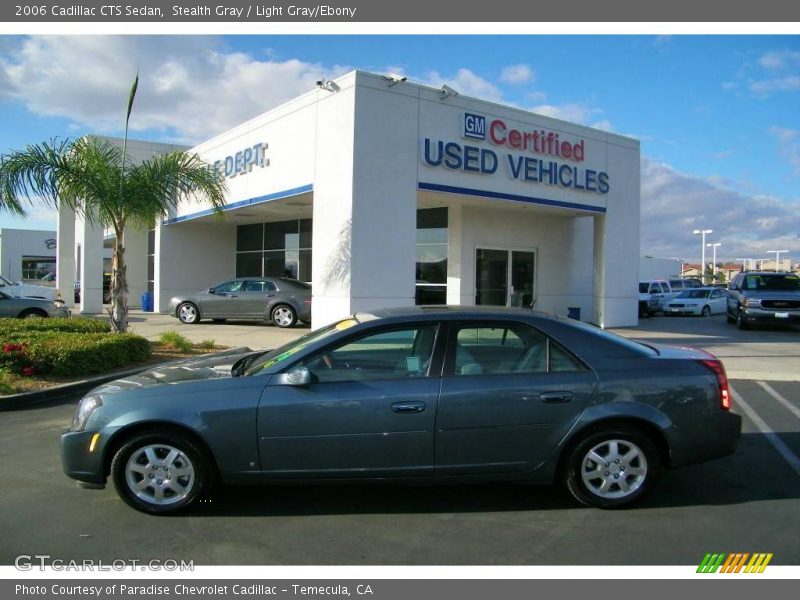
[701,305,711,317]
[177,302,200,325]
[726,311,735,324]
[271,304,297,328]
[111,429,211,515]
[19,308,48,319]
[564,426,660,509]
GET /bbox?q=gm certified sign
[463,113,486,140]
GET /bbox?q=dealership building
[58,70,640,327]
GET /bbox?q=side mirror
[208,288,216,294]
[277,367,312,386]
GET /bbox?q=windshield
[744,274,800,292]
[0,274,15,286]
[678,290,711,299]
[244,318,359,375]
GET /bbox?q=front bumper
[741,307,800,324]
[665,305,702,316]
[60,428,117,485]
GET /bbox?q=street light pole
[707,242,722,282]
[693,229,713,284]
[766,250,790,271]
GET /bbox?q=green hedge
[0,332,151,377]
[0,317,110,336]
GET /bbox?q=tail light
[700,359,731,411]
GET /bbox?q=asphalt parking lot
[1,313,798,565]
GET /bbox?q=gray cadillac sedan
[168,277,311,327]
[61,307,741,514]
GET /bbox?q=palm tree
[0,136,227,331]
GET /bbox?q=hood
[91,348,258,395]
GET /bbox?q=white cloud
[749,75,800,95]
[770,126,800,174]
[738,49,800,97]
[499,64,533,85]
[641,158,800,260]
[421,68,504,102]
[758,50,800,70]
[529,102,601,125]
[0,36,349,143]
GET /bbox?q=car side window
[648,283,660,294]
[214,281,243,294]
[660,283,670,294]
[244,280,273,292]
[297,326,437,384]
[454,324,554,376]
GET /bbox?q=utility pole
[707,242,722,282]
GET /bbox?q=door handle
[391,401,426,413]
[539,391,573,403]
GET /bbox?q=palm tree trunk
[110,228,129,333]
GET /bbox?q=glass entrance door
[475,248,536,307]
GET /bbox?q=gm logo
[463,113,485,140]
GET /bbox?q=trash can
[140,291,153,312]
[567,306,581,320]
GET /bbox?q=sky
[0,34,798,264]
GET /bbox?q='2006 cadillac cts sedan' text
[61,307,741,514]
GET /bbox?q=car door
[239,280,274,317]
[0,292,20,316]
[709,289,726,314]
[257,323,443,477]
[435,321,597,475]
[202,280,245,318]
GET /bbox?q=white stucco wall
[0,228,57,282]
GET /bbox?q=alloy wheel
[178,303,198,324]
[272,306,296,328]
[124,444,195,506]
[579,439,648,500]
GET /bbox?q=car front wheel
[177,302,200,324]
[111,430,211,515]
[271,304,297,328]
[701,305,711,317]
[564,426,660,508]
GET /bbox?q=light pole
[735,258,754,272]
[707,242,722,282]
[766,250,790,271]
[693,229,713,284]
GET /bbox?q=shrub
[24,333,152,377]
[159,331,193,353]
[0,317,109,336]
[200,339,216,350]
[0,370,15,395]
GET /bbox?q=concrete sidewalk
[124,310,308,350]
[115,310,797,381]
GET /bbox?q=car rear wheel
[271,304,297,328]
[177,302,200,324]
[701,305,711,317]
[111,430,210,515]
[564,426,660,508]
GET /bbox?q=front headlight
[744,298,761,308]
[71,395,103,432]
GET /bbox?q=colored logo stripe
[697,553,772,573]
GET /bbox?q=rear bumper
[669,411,742,468]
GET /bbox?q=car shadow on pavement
[187,432,800,517]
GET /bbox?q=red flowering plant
[0,342,32,374]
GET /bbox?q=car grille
[761,300,800,310]
[670,304,685,308]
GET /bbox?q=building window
[21,256,56,280]
[236,219,312,282]
[415,208,448,305]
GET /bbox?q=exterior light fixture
[316,80,340,93]
[440,84,459,99]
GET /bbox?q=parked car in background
[74,273,112,305]
[62,306,741,515]
[637,282,661,317]
[0,273,60,301]
[0,290,69,318]
[169,277,311,328]
[664,287,727,317]
[726,271,800,329]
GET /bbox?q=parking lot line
[756,381,800,421]
[730,385,800,478]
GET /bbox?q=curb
[0,346,253,412]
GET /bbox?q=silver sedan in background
[664,287,728,317]
[169,277,311,328]
[0,290,70,318]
